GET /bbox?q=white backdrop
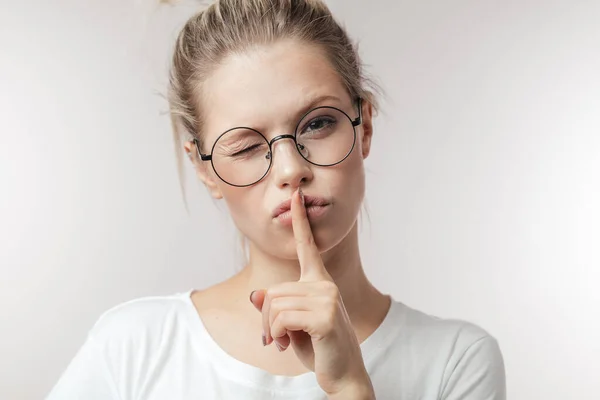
[1,0,599,399]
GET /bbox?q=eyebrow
[209,93,345,145]
[295,94,343,120]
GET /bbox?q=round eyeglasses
[193,98,363,187]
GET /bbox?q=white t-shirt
[47,290,506,400]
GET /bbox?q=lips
[271,195,330,218]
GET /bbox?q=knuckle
[278,310,290,323]
[265,288,279,304]
[270,324,281,339]
[272,311,288,334]
[269,295,279,305]
[319,280,340,297]
[263,289,271,304]
[323,295,338,311]
[272,309,284,322]
[270,297,284,313]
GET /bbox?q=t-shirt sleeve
[45,335,121,400]
[440,335,507,400]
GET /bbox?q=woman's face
[185,39,373,259]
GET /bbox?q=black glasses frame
[193,97,363,187]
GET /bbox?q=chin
[269,217,355,260]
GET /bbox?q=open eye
[300,116,337,136]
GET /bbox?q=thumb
[249,289,265,312]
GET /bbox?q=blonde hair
[162,0,380,205]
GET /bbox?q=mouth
[272,195,331,225]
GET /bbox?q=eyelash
[230,143,263,157]
[300,116,336,134]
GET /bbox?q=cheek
[333,150,366,195]
[318,152,366,221]
[342,155,366,212]
[220,186,266,229]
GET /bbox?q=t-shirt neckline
[178,288,401,393]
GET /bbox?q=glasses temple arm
[352,97,363,126]
[193,138,212,161]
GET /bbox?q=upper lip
[272,194,330,218]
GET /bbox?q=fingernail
[249,290,256,303]
[275,342,283,352]
[299,188,305,206]
[262,332,267,346]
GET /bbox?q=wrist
[327,376,375,400]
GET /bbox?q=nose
[270,137,313,189]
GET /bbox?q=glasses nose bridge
[267,133,301,158]
[267,132,311,188]
[268,133,296,149]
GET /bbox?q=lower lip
[274,204,330,226]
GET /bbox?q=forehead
[199,39,349,143]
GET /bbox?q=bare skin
[190,220,391,377]
[182,39,391,386]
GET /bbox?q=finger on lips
[291,188,329,282]
[251,188,333,351]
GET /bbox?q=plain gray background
[1,0,599,399]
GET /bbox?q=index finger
[291,188,329,281]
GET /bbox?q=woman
[48,0,506,399]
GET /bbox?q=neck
[233,222,390,333]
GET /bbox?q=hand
[249,188,374,398]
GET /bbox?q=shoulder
[86,290,193,347]
[390,300,505,373]
[397,300,498,350]
[392,301,506,397]
[55,291,198,397]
